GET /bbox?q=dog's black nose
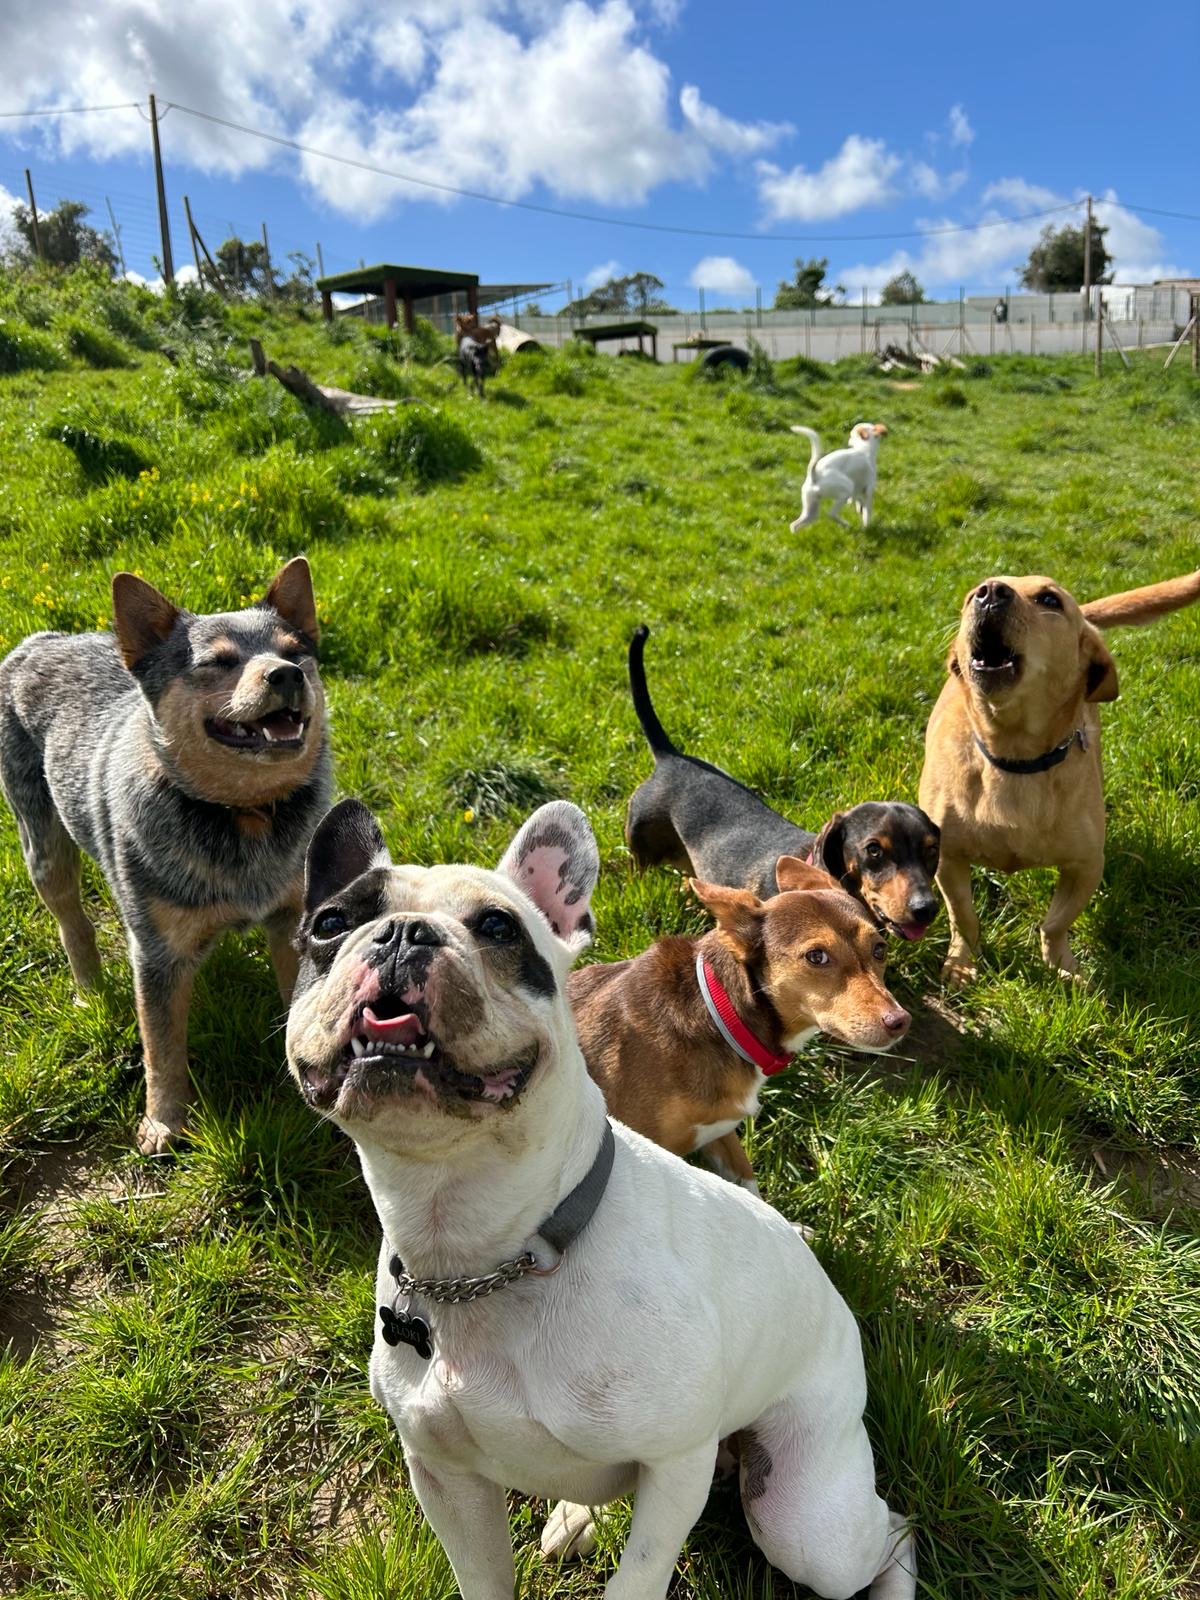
[267,663,305,700]
[908,896,939,925]
[973,581,1013,613]
[372,918,443,950]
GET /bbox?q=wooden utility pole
[316,240,325,278]
[183,195,203,283]
[261,222,273,294]
[149,95,174,285]
[1082,194,1093,321]
[24,169,43,261]
[105,196,127,278]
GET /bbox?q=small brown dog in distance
[570,856,910,1192]
[919,569,1200,986]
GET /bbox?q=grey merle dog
[0,558,331,1154]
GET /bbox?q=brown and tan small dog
[453,311,501,351]
[570,856,910,1191]
[919,568,1200,986]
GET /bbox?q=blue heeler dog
[0,559,332,1154]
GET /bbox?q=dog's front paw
[135,1111,186,1157]
[1041,935,1085,984]
[940,951,977,989]
[541,1500,597,1562]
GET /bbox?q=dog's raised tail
[628,625,679,758]
[789,424,822,477]
[1081,569,1200,629]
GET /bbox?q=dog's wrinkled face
[949,574,1118,711]
[692,858,910,1053]
[111,559,326,805]
[811,802,940,941]
[287,799,598,1150]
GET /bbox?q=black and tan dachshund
[624,626,941,941]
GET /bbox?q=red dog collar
[695,955,792,1075]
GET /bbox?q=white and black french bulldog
[286,797,917,1600]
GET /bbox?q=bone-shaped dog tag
[379,1304,434,1360]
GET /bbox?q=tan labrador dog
[919,569,1200,985]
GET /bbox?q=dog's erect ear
[263,557,319,643]
[111,572,181,673]
[304,799,389,912]
[499,801,599,953]
[774,855,840,893]
[689,878,763,958]
[1082,623,1119,703]
[811,812,849,881]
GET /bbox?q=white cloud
[0,183,20,252]
[122,262,200,292]
[0,0,781,219]
[758,134,902,222]
[583,258,624,289]
[948,104,973,148]
[689,255,755,294]
[836,182,1188,296]
[678,85,790,155]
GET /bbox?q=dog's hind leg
[740,1402,916,1599]
[406,1453,515,1600]
[0,716,101,989]
[1039,857,1103,980]
[789,485,822,533]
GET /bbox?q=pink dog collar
[695,955,792,1076]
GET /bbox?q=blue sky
[1,0,1196,309]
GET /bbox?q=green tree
[560,271,673,319]
[10,199,117,275]
[879,270,926,305]
[774,257,844,310]
[215,235,277,297]
[1020,221,1112,292]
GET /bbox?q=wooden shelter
[316,264,480,332]
[573,319,659,361]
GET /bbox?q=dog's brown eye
[201,653,239,670]
[873,942,887,963]
[804,948,830,967]
[865,842,882,861]
[1036,591,1062,610]
[477,910,517,943]
[313,908,348,940]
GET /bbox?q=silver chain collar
[387,1248,542,1306]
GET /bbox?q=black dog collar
[974,727,1087,775]
[379,1120,616,1361]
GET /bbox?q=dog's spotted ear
[1082,624,1119,703]
[304,799,389,913]
[111,573,181,674]
[811,813,849,881]
[499,801,599,953]
[263,557,319,644]
[689,879,763,958]
[775,855,839,893]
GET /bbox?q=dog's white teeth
[421,1040,436,1058]
[349,1035,366,1057]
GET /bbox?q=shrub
[0,319,63,373]
[58,317,134,369]
[365,407,481,485]
[43,419,152,482]
[931,382,969,408]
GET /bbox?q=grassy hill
[1,266,1198,1598]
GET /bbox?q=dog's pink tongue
[898,923,928,941]
[362,1008,426,1045]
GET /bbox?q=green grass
[1,265,1198,1598]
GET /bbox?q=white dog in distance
[790,422,888,530]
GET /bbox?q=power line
[162,101,1082,243]
[0,102,140,119]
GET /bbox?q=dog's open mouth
[968,620,1020,686]
[205,710,308,751]
[886,919,930,942]
[300,994,537,1112]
